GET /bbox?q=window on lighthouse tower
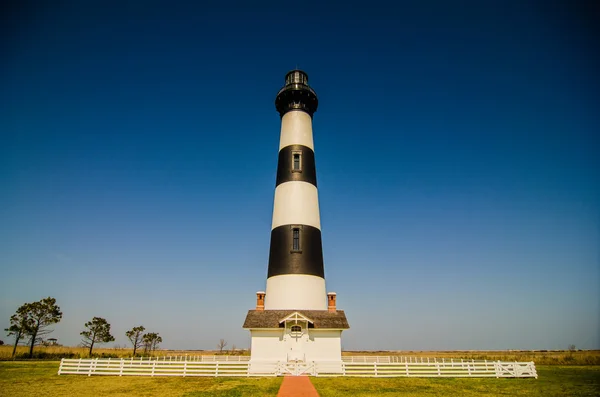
[292,151,302,172]
[292,228,301,251]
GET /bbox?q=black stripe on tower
[267,225,325,278]
[276,145,317,187]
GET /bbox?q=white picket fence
[332,360,537,378]
[58,357,537,378]
[159,355,250,362]
[343,356,454,363]
[58,358,259,377]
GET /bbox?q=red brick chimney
[256,291,265,311]
[327,292,337,312]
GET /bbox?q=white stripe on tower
[279,111,315,150]
[264,70,326,310]
[271,182,320,230]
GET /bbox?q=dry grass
[0,345,134,360]
[0,361,282,397]
[312,366,600,396]
[342,350,600,365]
[1,362,599,396]
[0,345,248,360]
[2,345,598,365]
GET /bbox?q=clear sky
[1,1,598,351]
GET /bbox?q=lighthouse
[265,69,325,310]
[244,70,349,369]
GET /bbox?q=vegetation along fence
[58,357,537,378]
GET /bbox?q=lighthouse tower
[244,70,349,369]
[265,70,325,310]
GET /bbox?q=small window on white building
[290,325,302,336]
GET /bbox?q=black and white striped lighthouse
[244,71,348,366]
[264,70,326,310]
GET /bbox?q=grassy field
[0,361,282,397]
[0,361,599,396]
[342,349,600,365]
[312,366,600,396]
[0,345,251,360]
[2,345,599,365]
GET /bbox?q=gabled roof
[279,312,314,324]
[243,310,350,329]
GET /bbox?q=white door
[286,324,306,361]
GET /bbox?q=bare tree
[80,317,115,356]
[217,339,228,353]
[125,326,146,356]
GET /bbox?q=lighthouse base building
[243,294,349,366]
[243,70,349,372]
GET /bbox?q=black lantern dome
[275,70,319,118]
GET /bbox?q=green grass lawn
[312,366,600,396]
[0,362,598,396]
[0,361,282,397]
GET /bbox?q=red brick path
[276,375,320,397]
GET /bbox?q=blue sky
[1,1,598,351]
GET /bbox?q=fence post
[495,360,501,378]
[120,358,124,376]
[374,362,378,377]
[215,362,219,377]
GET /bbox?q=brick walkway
[276,375,320,397]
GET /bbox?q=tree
[217,339,228,353]
[125,325,145,356]
[25,297,63,358]
[142,332,162,355]
[5,304,33,358]
[80,317,115,356]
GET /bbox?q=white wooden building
[243,297,349,368]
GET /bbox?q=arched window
[290,325,302,336]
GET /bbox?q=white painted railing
[59,358,536,378]
[159,355,250,362]
[58,358,262,377]
[342,356,522,365]
[327,361,537,378]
